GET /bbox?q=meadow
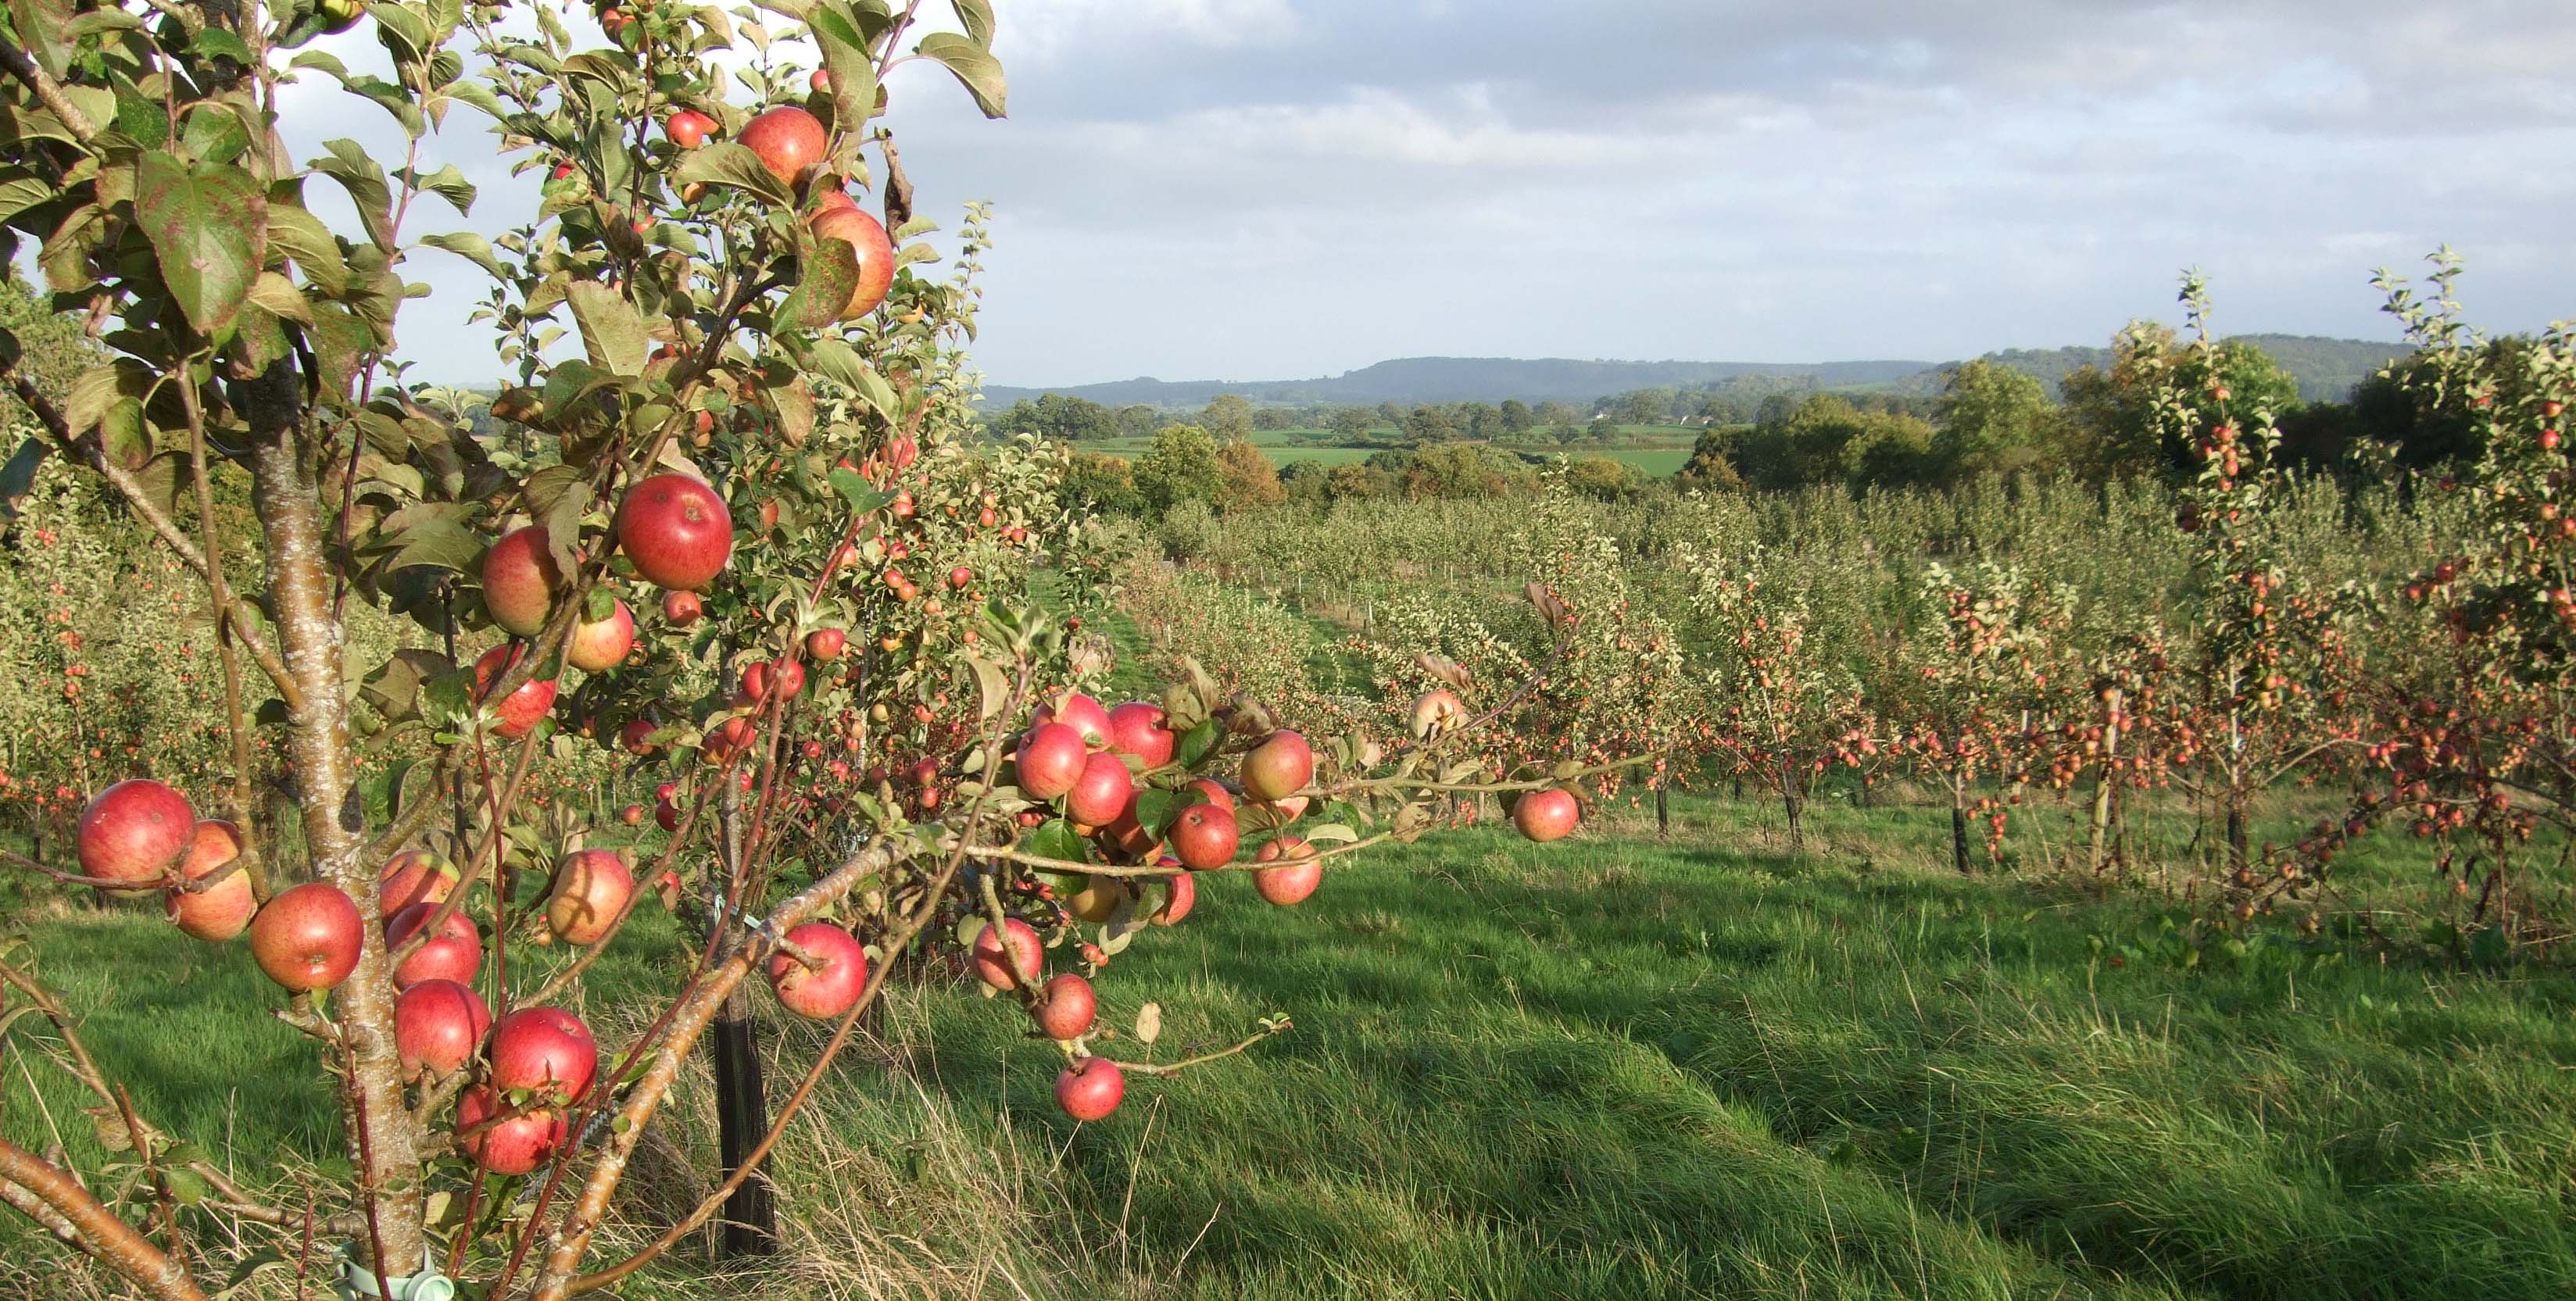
[10,791,2574,1300]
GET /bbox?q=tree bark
[237,364,426,1277]
[1654,780,1669,841]
[1951,798,1973,876]
[1780,782,1805,856]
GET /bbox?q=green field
[10,797,2573,1299]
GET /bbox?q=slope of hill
[980,356,1935,409]
[980,334,2406,411]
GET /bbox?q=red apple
[1186,778,1236,811]
[1055,1056,1124,1121]
[1015,723,1088,800]
[1033,692,1112,749]
[663,109,717,148]
[76,778,195,888]
[480,525,564,638]
[618,803,645,826]
[767,922,868,1019]
[616,474,733,591]
[395,978,492,1078]
[167,820,256,942]
[738,105,826,188]
[566,599,635,674]
[456,1086,566,1174]
[385,902,481,989]
[701,716,755,764]
[1168,803,1239,870]
[1098,801,1161,863]
[655,800,681,833]
[249,883,363,991]
[969,917,1041,991]
[488,1006,597,1101]
[1036,973,1095,1040]
[1066,751,1134,828]
[619,717,661,756]
[739,658,806,705]
[1253,835,1322,906]
[474,645,557,738]
[1105,701,1176,767]
[1514,788,1580,843]
[1150,870,1196,927]
[805,202,897,320]
[1241,731,1313,804]
[806,627,846,661]
[546,849,635,945]
[662,589,703,625]
[378,847,461,916]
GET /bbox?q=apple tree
[0,2,1615,1298]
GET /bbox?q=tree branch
[0,1138,203,1300]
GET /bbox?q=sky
[288,1,2576,390]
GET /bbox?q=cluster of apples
[655,101,897,323]
[474,472,736,738]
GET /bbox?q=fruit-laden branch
[0,1138,202,1301]
[1,366,302,708]
[525,835,918,1299]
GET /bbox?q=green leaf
[0,170,53,227]
[419,231,503,280]
[567,281,647,377]
[827,468,889,516]
[809,0,880,132]
[368,2,433,64]
[191,26,256,64]
[265,202,349,294]
[134,152,267,338]
[403,162,476,216]
[917,31,1006,118]
[179,104,252,166]
[61,9,141,38]
[1174,718,1222,770]
[1024,817,1088,865]
[1134,788,1184,838]
[0,436,49,524]
[775,219,859,333]
[949,0,993,47]
[245,271,312,323]
[670,141,791,207]
[312,140,395,250]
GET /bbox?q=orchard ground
[8,789,2573,1300]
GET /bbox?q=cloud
[304,1,2576,388]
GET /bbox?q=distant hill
[979,356,1936,410]
[981,335,2407,411]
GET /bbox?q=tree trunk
[1780,784,1805,855]
[240,370,427,1278]
[1951,795,1973,876]
[1655,780,1669,841]
[710,992,777,1256]
[2225,788,2250,874]
[2087,688,2123,876]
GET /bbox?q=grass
[7,800,2576,1299]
